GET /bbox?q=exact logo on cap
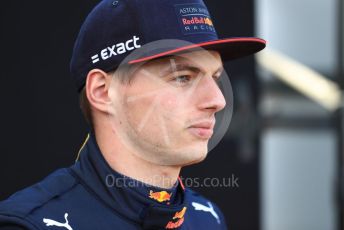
[91,35,141,64]
[174,3,216,35]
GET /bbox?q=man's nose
[196,75,226,113]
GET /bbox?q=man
[0,0,265,229]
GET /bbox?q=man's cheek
[160,96,188,132]
[121,97,143,125]
[159,95,181,119]
[160,91,185,109]
[164,98,178,108]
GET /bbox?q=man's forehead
[139,50,223,72]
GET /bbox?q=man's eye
[213,75,220,83]
[213,73,223,85]
[172,75,192,85]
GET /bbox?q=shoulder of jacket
[0,168,77,219]
[0,214,40,230]
[184,188,228,229]
[184,188,215,204]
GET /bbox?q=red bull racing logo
[182,17,213,27]
[174,3,216,35]
[166,207,187,229]
[149,190,172,203]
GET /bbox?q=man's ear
[85,69,112,114]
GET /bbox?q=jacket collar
[71,132,188,229]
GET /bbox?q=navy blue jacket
[0,133,228,229]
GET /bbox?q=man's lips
[189,121,215,129]
[188,120,215,139]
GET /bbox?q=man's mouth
[188,120,215,139]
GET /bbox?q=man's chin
[180,151,208,167]
[131,140,209,166]
[171,145,208,167]
[152,144,208,166]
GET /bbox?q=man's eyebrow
[159,62,224,76]
[159,63,199,76]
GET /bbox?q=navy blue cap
[70,0,266,92]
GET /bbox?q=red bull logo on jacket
[149,190,172,203]
[166,207,187,229]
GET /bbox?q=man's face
[108,50,226,166]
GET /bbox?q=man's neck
[93,123,181,189]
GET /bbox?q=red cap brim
[128,37,266,64]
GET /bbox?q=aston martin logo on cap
[174,3,216,35]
